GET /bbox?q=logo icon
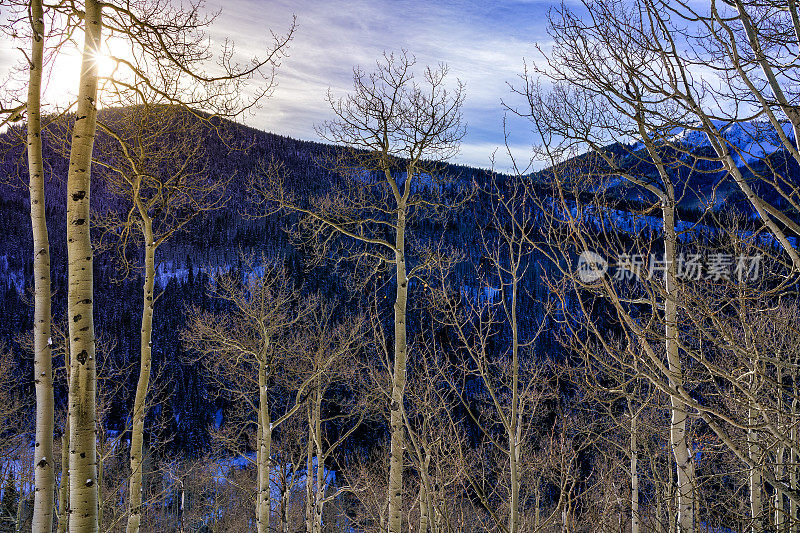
[577,251,608,283]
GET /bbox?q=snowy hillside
[650,120,796,167]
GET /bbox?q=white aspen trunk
[749,406,762,532]
[280,482,289,533]
[631,411,640,533]
[126,215,155,533]
[57,426,69,533]
[28,1,55,530]
[256,422,263,530]
[313,465,325,530]
[179,485,185,531]
[776,363,787,533]
[655,485,663,533]
[387,206,408,533]
[663,202,694,533]
[66,2,102,531]
[257,359,272,533]
[312,388,325,533]
[418,482,429,533]
[306,384,325,533]
[417,450,434,533]
[278,466,291,533]
[508,274,520,533]
[305,405,314,533]
[434,497,443,533]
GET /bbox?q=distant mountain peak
[635,119,797,167]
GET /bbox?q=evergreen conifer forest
[2,1,800,532]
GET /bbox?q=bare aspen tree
[400,335,478,533]
[183,260,316,533]
[652,0,800,271]
[537,0,800,274]
[424,178,571,532]
[90,105,226,533]
[516,4,711,527]
[517,2,800,530]
[43,322,72,533]
[1,6,77,530]
[523,141,800,530]
[296,305,366,533]
[24,1,55,531]
[270,416,308,533]
[569,333,669,533]
[1,4,79,532]
[252,51,465,533]
[34,2,293,530]
[65,3,103,530]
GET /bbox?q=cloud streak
[0,0,556,170]
[211,0,553,170]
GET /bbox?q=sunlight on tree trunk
[66,1,102,531]
[27,0,54,530]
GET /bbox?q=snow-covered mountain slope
[643,120,796,167]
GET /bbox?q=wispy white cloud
[209,0,553,170]
[0,0,556,170]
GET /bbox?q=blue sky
[208,0,559,170]
[0,0,561,171]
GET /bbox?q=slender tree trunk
[126,215,155,533]
[387,207,408,533]
[777,364,787,533]
[418,482,429,533]
[418,451,434,533]
[66,1,102,531]
[28,1,55,530]
[57,426,69,533]
[311,386,325,533]
[631,409,640,533]
[97,446,103,529]
[655,484,663,533]
[257,359,272,533]
[280,483,289,533]
[508,274,520,533]
[749,405,762,532]
[778,446,786,533]
[15,492,28,533]
[306,385,325,533]
[305,405,314,533]
[663,201,694,533]
[669,453,677,533]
